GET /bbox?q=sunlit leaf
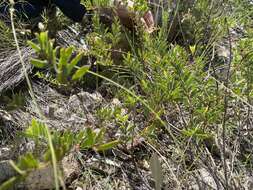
[30,58,47,68]
[94,139,120,152]
[27,41,40,52]
[67,52,83,75]
[72,66,89,80]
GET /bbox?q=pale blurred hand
[141,10,155,33]
[98,0,155,32]
[114,0,155,32]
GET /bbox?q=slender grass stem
[8,1,60,189]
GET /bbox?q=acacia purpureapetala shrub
[1,0,253,189]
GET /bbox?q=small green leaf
[80,128,96,149]
[21,153,39,169]
[86,128,96,146]
[58,48,67,69]
[76,131,85,142]
[72,66,89,80]
[27,41,40,52]
[30,58,47,68]
[15,153,39,172]
[24,119,48,143]
[39,31,48,51]
[44,147,66,162]
[67,52,83,75]
[189,45,196,55]
[59,47,74,68]
[94,140,120,152]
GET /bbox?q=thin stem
[8,2,60,189]
[221,18,233,190]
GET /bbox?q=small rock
[0,147,12,160]
[111,98,121,106]
[22,164,55,190]
[54,107,67,118]
[23,151,80,189]
[0,152,81,190]
[68,92,102,112]
[76,187,83,190]
[190,168,219,190]
[198,168,217,189]
[62,151,81,185]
